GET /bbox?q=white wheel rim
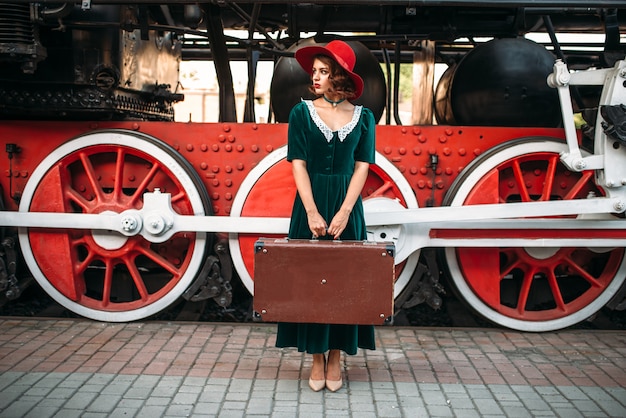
[229,146,420,298]
[444,140,626,331]
[18,131,207,322]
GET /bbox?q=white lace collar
[303,99,362,142]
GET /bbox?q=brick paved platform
[0,318,625,417]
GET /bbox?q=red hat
[295,40,364,100]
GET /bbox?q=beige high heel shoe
[325,375,342,392]
[309,376,326,392]
[325,350,343,392]
[309,354,326,392]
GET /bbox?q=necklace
[322,95,346,108]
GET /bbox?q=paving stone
[1,319,625,418]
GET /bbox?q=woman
[275,40,377,392]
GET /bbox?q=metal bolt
[121,216,137,232]
[321,279,327,284]
[574,159,586,170]
[614,201,626,212]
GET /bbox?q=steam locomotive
[1,1,626,332]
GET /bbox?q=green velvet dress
[275,99,377,355]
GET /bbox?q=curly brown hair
[308,54,357,100]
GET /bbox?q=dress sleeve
[287,102,308,162]
[354,107,376,164]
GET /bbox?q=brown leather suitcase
[253,238,395,325]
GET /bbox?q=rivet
[266,145,273,152]
[200,162,208,170]
[237,163,244,170]
[225,144,232,152]
[417,180,426,189]
[212,166,220,173]
[398,147,406,155]
[223,124,231,132]
[445,128,453,136]
[225,193,232,200]
[458,148,466,156]
[227,135,235,143]
[401,127,407,134]
[410,167,418,175]
[212,193,220,200]
[201,144,208,152]
[413,127,421,135]
[474,148,481,156]
[418,135,427,143]
[225,166,232,173]
[218,134,226,143]
[128,175,135,181]
[384,146,392,154]
[212,144,220,151]
[445,167,452,175]
[443,147,451,156]
[186,144,194,151]
[237,145,244,152]
[413,147,422,155]
[420,167,428,174]
[225,179,233,187]
[212,179,220,186]
[251,145,259,152]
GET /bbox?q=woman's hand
[307,211,328,238]
[328,208,350,239]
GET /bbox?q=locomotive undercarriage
[1,1,626,331]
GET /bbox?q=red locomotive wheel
[229,146,420,298]
[443,138,626,331]
[18,131,210,322]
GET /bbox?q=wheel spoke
[563,254,603,288]
[113,148,126,201]
[368,180,393,198]
[79,152,105,202]
[511,160,531,202]
[136,244,181,276]
[126,259,149,301]
[540,155,558,201]
[65,187,93,212]
[130,162,160,205]
[516,267,534,315]
[546,269,566,312]
[563,170,594,200]
[101,258,114,307]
